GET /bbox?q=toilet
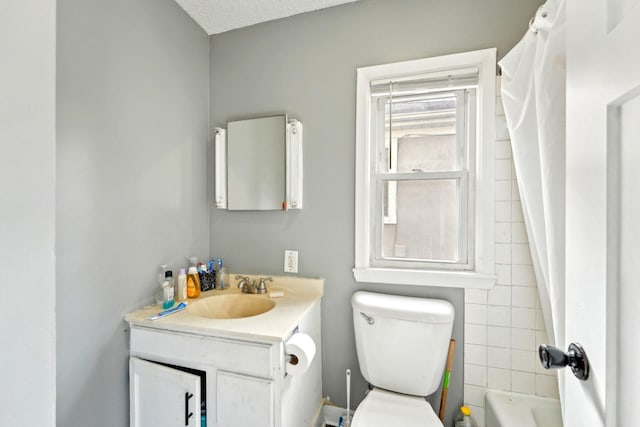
[351,291,455,427]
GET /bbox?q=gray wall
[0,1,56,425]
[56,0,209,425]
[209,0,540,425]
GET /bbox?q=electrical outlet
[284,250,298,273]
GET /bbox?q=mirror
[214,114,303,211]
[227,115,286,210]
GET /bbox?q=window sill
[352,267,496,289]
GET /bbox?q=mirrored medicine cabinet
[214,114,303,211]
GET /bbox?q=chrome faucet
[235,275,272,294]
[235,275,253,293]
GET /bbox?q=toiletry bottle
[155,264,169,304]
[162,270,175,309]
[216,258,228,290]
[177,268,187,302]
[454,406,477,427]
[187,266,201,298]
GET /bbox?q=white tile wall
[487,347,510,369]
[462,77,559,427]
[487,306,510,327]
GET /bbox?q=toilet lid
[351,388,443,427]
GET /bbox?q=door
[130,357,202,427]
[565,0,640,426]
[216,370,274,427]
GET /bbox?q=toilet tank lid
[352,291,454,323]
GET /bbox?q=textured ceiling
[174,0,361,35]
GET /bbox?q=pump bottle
[187,266,201,298]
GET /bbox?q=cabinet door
[130,357,201,427]
[216,371,273,427]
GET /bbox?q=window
[354,49,497,288]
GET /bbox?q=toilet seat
[351,388,443,427]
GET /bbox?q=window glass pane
[381,179,460,262]
[395,133,458,173]
[379,94,461,173]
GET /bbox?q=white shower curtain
[499,0,566,352]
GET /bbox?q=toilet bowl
[351,291,454,427]
[351,388,442,427]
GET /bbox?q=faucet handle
[256,277,272,294]
[235,276,249,288]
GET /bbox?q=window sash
[373,90,470,175]
[372,174,471,269]
[370,88,475,270]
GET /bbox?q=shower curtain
[499,0,566,353]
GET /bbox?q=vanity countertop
[125,274,323,342]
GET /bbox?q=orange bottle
[186,266,201,298]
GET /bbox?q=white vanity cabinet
[127,295,322,427]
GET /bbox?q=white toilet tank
[352,291,454,397]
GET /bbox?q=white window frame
[372,89,474,270]
[353,48,497,289]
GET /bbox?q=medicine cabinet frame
[213,116,303,211]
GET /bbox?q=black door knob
[538,342,590,381]
[539,344,569,369]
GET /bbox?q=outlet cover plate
[284,250,298,273]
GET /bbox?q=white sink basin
[187,294,275,319]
